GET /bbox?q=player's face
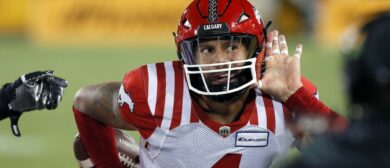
[195,39,248,65]
[181,35,258,95]
[194,39,249,85]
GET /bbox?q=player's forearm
[285,87,348,131]
[72,82,127,168]
[73,82,133,130]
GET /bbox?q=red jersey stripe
[249,104,258,125]
[154,63,166,127]
[190,104,199,123]
[141,65,149,99]
[169,62,184,130]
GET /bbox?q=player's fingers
[50,76,68,87]
[279,35,288,55]
[265,31,273,58]
[294,44,303,59]
[272,30,280,55]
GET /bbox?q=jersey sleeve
[285,77,348,132]
[282,77,319,122]
[118,65,158,139]
[301,77,319,99]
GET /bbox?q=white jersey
[118,61,316,168]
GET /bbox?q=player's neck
[195,90,250,124]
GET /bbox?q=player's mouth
[210,71,240,85]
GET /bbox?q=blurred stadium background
[0,0,389,167]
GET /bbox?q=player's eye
[200,47,214,55]
[201,48,209,54]
[226,45,238,53]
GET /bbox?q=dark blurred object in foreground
[286,12,390,168]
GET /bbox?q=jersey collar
[192,91,256,137]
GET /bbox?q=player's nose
[213,48,231,64]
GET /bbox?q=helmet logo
[197,23,230,36]
[204,23,222,30]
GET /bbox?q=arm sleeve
[285,87,348,131]
[72,66,151,168]
[73,108,123,168]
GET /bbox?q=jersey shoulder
[122,64,148,96]
[119,64,155,138]
[119,61,184,138]
[122,61,182,95]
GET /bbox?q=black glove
[0,70,68,137]
[0,83,14,120]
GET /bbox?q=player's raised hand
[3,70,68,136]
[258,30,303,102]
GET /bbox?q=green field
[0,36,347,168]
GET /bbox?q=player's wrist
[280,82,303,102]
[0,101,10,120]
[0,83,13,120]
[0,107,10,120]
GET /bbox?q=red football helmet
[175,0,268,100]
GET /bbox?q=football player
[72,0,346,167]
[0,70,68,137]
